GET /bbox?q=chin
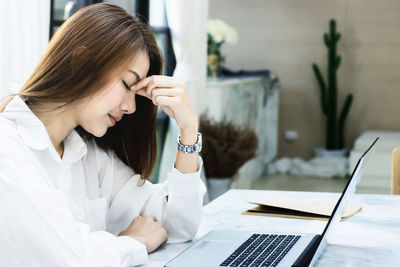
[82,124,108,138]
[92,128,108,137]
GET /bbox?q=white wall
[209,0,400,158]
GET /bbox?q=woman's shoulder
[0,115,36,169]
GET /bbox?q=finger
[135,88,151,99]
[133,215,143,222]
[147,87,183,106]
[147,81,185,104]
[134,80,160,103]
[144,79,179,100]
[155,95,179,108]
[145,82,159,101]
[133,75,180,90]
[132,76,154,91]
[144,217,156,222]
[151,88,183,106]
[133,75,184,93]
[136,88,181,105]
[152,88,182,99]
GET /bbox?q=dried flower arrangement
[199,113,258,178]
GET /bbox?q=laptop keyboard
[220,234,301,267]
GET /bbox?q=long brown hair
[0,3,162,181]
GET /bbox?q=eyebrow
[127,70,141,86]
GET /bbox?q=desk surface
[142,190,400,267]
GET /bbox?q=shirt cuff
[76,222,148,267]
[167,156,205,197]
[116,236,148,266]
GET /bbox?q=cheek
[84,117,109,137]
[96,95,120,113]
[96,82,125,111]
[106,94,124,108]
[77,105,109,137]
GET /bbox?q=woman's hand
[133,75,198,133]
[134,75,199,173]
[119,216,168,253]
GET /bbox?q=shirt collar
[2,96,87,163]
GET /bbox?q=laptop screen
[309,137,379,265]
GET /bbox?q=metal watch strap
[177,132,202,154]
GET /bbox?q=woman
[0,3,205,266]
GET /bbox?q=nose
[121,93,136,114]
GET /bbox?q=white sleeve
[0,137,147,267]
[104,147,207,243]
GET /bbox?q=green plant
[199,113,258,178]
[312,19,353,150]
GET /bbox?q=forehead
[125,51,150,79]
[97,50,150,91]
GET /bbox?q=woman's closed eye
[122,80,131,91]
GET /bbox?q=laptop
[165,137,379,267]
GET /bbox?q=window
[50,0,102,38]
[138,0,176,76]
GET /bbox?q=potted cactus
[312,19,353,158]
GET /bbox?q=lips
[108,114,121,125]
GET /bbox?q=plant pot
[207,177,232,201]
[314,147,348,159]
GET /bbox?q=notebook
[243,199,362,221]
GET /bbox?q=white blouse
[0,96,206,267]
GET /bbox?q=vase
[207,177,232,201]
[207,54,221,78]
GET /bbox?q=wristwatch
[177,132,202,154]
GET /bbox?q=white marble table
[141,190,400,267]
